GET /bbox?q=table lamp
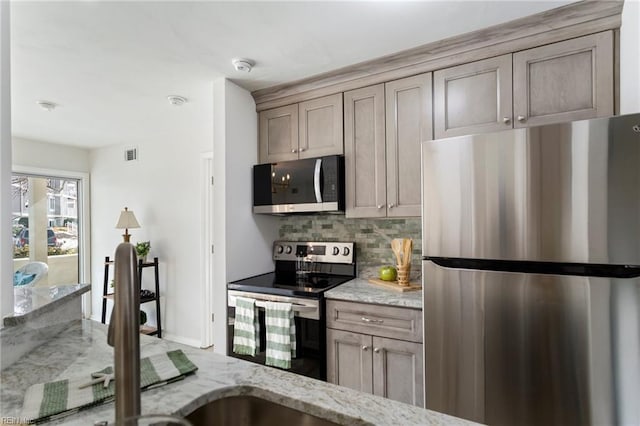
[115,207,140,242]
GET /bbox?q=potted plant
[135,241,150,263]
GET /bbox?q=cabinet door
[434,54,513,139]
[385,73,432,217]
[298,93,344,159]
[258,104,299,163]
[344,84,386,218]
[326,328,373,394]
[372,336,424,408]
[513,31,613,128]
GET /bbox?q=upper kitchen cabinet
[258,93,343,163]
[259,104,298,163]
[385,73,432,217]
[344,74,432,218]
[298,94,344,159]
[344,84,387,218]
[434,55,513,139]
[434,31,614,139]
[513,31,613,127]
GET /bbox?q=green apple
[379,265,397,281]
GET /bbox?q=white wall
[12,136,90,172]
[620,0,640,114]
[89,84,213,347]
[211,78,278,354]
[1,0,13,319]
[222,81,279,283]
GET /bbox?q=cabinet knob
[503,117,511,124]
[362,345,370,351]
[517,115,527,123]
[388,203,395,209]
[373,348,381,353]
[377,204,383,209]
[299,147,306,152]
[291,149,298,153]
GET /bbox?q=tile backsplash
[279,215,422,281]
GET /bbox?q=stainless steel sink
[185,395,342,426]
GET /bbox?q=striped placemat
[20,349,197,424]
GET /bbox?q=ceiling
[10,1,574,149]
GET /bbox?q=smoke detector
[232,58,254,73]
[167,95,187,106]
[36,100,57,111]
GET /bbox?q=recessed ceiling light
[232,58,254,73]
[167,95,187,106]
[36,100,57,111]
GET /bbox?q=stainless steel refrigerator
[421,113,640,426]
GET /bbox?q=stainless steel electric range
[227,241,356,380]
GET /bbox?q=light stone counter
[0,320,476,425]
[1,283,90,370]
[325,278,422,309]
[5,283,90,326]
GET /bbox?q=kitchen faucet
[107,242,141,423]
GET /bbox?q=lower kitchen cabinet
[326,300,424,407]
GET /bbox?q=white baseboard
[87,316,203,349]
[162,333,202,348]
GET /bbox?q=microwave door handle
[314,158,322,203]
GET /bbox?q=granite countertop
[0,320,475,426]
[325,278,422,309]
[4,283,90,327]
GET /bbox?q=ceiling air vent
[124,147,138,162]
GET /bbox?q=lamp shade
[115,207,140,229]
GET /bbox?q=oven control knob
[343,247,350,256]
[285,245,293,254]
[275,245,284,254]
[332,246,340,256]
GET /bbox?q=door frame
[200,152,214,348]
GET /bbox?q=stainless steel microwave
[253,155,345,214]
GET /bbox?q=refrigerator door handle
[425,257,640,279]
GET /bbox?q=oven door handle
[254,300,316,313]
[228,293,319,317]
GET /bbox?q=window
[11,174,81,287]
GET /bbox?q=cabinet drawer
[326,300,423,343]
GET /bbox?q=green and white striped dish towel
[233,296,260,356]
[265,301,296,369]
[20,349,197,424]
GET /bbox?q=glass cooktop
[228,271,353,299]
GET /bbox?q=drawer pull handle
[361,317,384,324]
